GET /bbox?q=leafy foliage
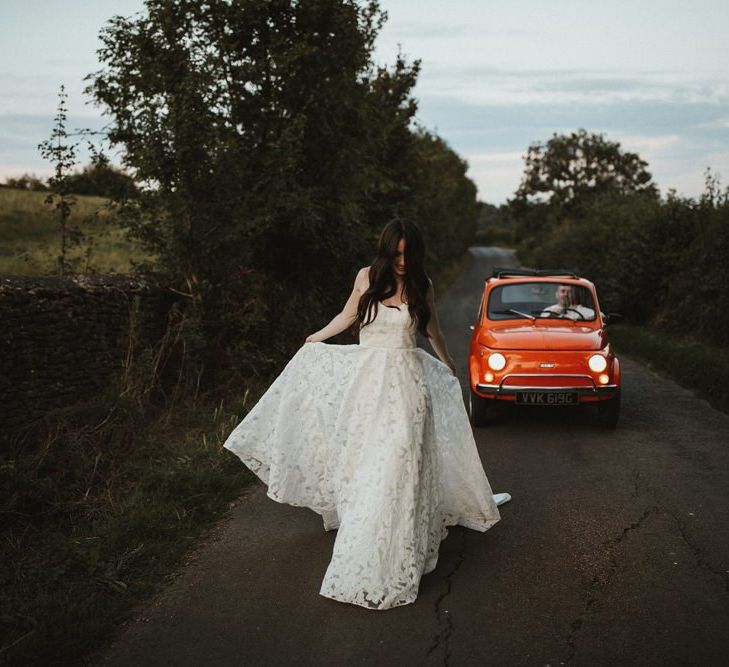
[509,129,659,259]
[512,129,657,209]
[512,155,729,347]
[1,174,48,191]
[85,0,479,379]
[475,202,515,247]
[64,155,139,199]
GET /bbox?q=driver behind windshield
[541,284,595,320]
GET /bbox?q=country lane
[95,247,729,667]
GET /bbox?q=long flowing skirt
[223,342,500,609]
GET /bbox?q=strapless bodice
[359,303,416,349]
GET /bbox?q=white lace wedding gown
[223,303,501,609]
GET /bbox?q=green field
[0,187,155,275]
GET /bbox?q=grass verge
[0,384,264,666]
[610,323,729,415]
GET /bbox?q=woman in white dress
[223,219,510,610]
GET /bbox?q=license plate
[515,391,579,406]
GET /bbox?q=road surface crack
[562,505,657,665]
[632,469,728,600]
[427,529,467,666]
[665,509,729,599]
[633,469,645,498]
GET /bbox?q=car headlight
[488,352,506,371]
[588,354,607,373]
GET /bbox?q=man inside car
[541,284,595,320]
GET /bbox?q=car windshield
[487,281,597,321]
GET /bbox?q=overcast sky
[1,0,728,203]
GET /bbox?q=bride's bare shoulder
[354,266,371,291]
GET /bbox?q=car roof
[485,268,594,289]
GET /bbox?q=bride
[223,219,510,610]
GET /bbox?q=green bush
[86,0,480,381]
[514,174,729,348]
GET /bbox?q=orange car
[468,268,621,428]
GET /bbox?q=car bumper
[475,373,619,400]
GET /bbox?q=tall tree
[508,129,658,255]
[405,130,479,264]
[84,1,434,284]
[510,129,657,213]
[84,0,425,370]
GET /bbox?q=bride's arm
[426,279,457,375]
[305,267,369,343]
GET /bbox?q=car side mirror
[604,312,623,324]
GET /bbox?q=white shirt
[540,304,595,320]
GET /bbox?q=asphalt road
[96,248,729,667]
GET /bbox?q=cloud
[382,21,525,42]
[457,151,526,203]
[409,88,729,202]
[617,134,681,153]
[0,73,101,117]
[0,112,113,181]
[465,162,524,204]
[383,22,474,40]
[0,163,54,180]
[464,151,526,164]
[695,116,729,129]
[415,65,729,108]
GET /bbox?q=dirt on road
[95,248,729,667]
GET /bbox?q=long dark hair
[355,218,431,337]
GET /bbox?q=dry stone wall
[0,273,179,434]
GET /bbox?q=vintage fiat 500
[468,268,621,428]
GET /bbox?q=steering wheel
[561,307,587,321]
